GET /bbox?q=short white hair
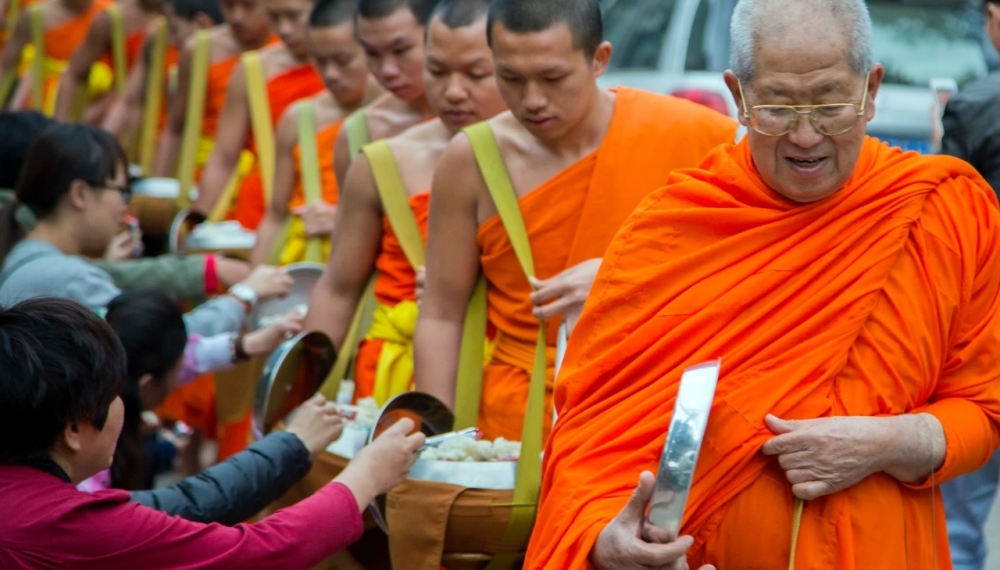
[729,0,874,83]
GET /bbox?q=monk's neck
[61,0,93,14]
[238,32,273,52]
[541,88,616,159]
[406,94,434,118]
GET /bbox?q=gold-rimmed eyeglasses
[737,71,871,137]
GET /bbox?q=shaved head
[356,0,439,24]
[429,0,489,29]
[308,0,353,27]
[487,0,603,59]
[730,0,873,82]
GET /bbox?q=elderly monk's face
[725,37,884,203]
[265,0,313,58]
[491,22,611,142]
[356,9,426,102]
[308,23,370,107]
[423,17,506,133]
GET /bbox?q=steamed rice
[420,436,521,462]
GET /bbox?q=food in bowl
[257,303,308,328]
[419,436,521,462]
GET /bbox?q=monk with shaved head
[526,0,1000,568]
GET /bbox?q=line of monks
[4,0,999,567]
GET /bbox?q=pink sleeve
[64,482,365,569]
[177,335,203,387]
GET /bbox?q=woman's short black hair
[0,297,126,463]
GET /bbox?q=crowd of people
[1,0,999,567]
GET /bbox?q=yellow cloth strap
[452,274,487,430]
[106,5,126,96]
[175,29,209,207]
[138,17,167,175]
[5,0,22,41]
[243,50,274,206]
[464,122,545,563]
[361,140,425,270]
[366,300,419,405]
[28,4,43,111]
[788,498,804,570]
[344,108,369,161]
[319,274,378,402]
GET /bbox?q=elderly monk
[413,0,738,442]
[249,0,383,265]
[191,0,325,228]
[153,0,275,178]
[525,0,1000,569]
[328,0,437,187]
[305,0,504,405]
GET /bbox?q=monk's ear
[863,64,885,123]
[590,41,612,78]
[723,70,749,127]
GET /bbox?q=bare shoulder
[257,43,293,76]
[436,130,485,192]
[485,111,537,159]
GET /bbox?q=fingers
[784,468,813,486]
[383,417,416,437]
[529,280,568,305]
[760,431,808,456]
[618,471,656,525]
[791,480,832,501]
[775,450,812,472]
[532,296,576,321]
[764,414,797,435]
[630,536,694,567]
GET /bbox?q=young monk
[414,0,738,441]
[152,0,274,178]
[329,0,436,187]
[101,0,222,144]
[305,0,503,407]
[53,0,164,122]
[527,0,1000,568]
[0,0,110,113]
[190,0,326,229]
[250,0,382,266]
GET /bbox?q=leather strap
[107,5,127,96]
[28,4,43,111]
[175,29,209,207]
[464,121,544,563]
[138,18,168,175]
[362,140,425,270]
[344,109,370,161]
[243,51,275,205]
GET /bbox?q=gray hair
[729,0,874,83]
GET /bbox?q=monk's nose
[786,113,824,148]
[523,83,547,112]
[445,77,466,102]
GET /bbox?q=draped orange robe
[475,87,738,443]
[353,192,429,402]
[289,119,342,210]
[231,63,323,230]
[525,138,1000,569]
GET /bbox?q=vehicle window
[684,0,711,70]
[602,0,677,70]
[869,1,989,87]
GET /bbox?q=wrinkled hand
[336,418,425,510]
[104,230,142,261]
[529,258,601,335]
[242,310,305,356]
[286,393,345,457]
[237,265,294,300]
[293,202,338,238]
[415,266,426,304]
[591,471,710,570]
[761,414,889,500]
[214,257,252,288]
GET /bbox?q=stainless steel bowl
[252,331,337,439]
[247,262,324,331]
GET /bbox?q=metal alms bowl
[366,392,518,535]
[248,262,324,332]
[252,331,337,439]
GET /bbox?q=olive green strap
[107,5,126,96]
[464,122,544,562]
[344,108,369,161]
[452,274,487,430]
[175,29,209,207]
[243,50,275,206]
[362,140,425,270]
[5,0,22,41]
[138,18,167,175]
[319,274,377,402]
[28,4,42,111]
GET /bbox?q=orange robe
[475,87,738,442]
[354,192,430,402]
[231,63,323,230]
[525,138,1000,569]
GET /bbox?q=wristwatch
[228,283,258,306]
[229,333,250,364]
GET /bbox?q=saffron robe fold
[354,192,429,403]
[232,62,323,229]
[524,137,1000,570]
[474,87,739,442]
